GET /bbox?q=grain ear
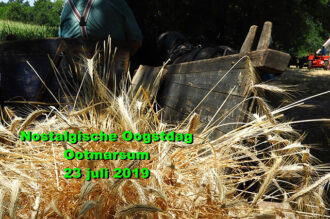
[47,199,63,218]
[0,189,4,219]
[188,113,200,134]
[79,182,96,200]
[116,204,164,218]
[9,180,20,219]
[78,201,97,218]
[17,110,47,134]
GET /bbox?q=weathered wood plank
[131,57,251,99]
[160,105,228,137]
[161,49,288,76]
[158,83,245,114]
[0,38,60,56]
[240,25,258,54]
[161,68,251,97]
[257,21,272,51]
[130,65,163,96]
[248,49,290,73]
[164,55,248,74]
[160,103,246,135]
[0,55,57,101]
[161,105,227,137]
[158,83,248,134]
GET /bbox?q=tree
[32,0,63,26]
[127,0,329,57]
[4,1,28,21]
[0,0,328,56]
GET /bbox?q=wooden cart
[0,21,290,136]
[131,22,290,135]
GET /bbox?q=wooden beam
[161,69,250,97]
[132,50,290,101]
[164,54,247,74]
[257,21,272,51]
[247,49,290,74]
[131,65,159,95]
[240,25,258,54]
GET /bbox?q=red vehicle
[307,54,329,70]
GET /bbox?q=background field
[0,20,58,40]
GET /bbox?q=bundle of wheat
[0,38,329,218]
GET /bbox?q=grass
[0,38,329,218]
[0,20,58,41]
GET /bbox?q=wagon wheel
[307,60,312,69]
[324,60,329,70]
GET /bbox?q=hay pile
[0,40,329,218]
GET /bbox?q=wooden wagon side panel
[158,82,248,135]
[0,39,61,102]
[132,55,255,136]
[159,56,252,134]
[0,38,131,103]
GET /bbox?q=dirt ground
[267,68,330,164]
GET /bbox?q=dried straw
[0,39,329,219]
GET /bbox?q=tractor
[307,54,329,70]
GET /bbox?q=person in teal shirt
[59,0,142,53]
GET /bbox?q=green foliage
[295,17,326,56]
[32,0,63,26]
[127,0,330,57]
[4,1,29,21]
[0,0,329,56]
[0,20,58,40]
[0,6,7,20]
[0,0,64,27]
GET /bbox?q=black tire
[324,60,329,70]
[308,60,312,69]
